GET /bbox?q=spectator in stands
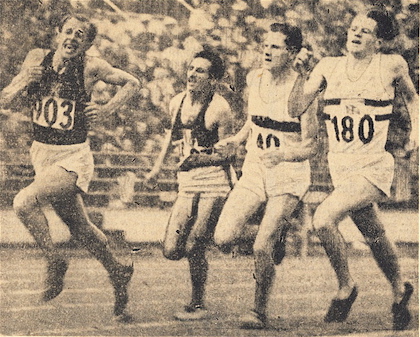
[213,23,318,329]
[144,49,236,321]
[288,8,417,330]
[0,14,140,322]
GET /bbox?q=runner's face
[187,57,212,92]
[346,15,379,56]
[262,31,290,70]
[56,18,91,59]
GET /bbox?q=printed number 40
[331,115,374,144]
[257,133,280,149]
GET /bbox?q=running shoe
[110,264,134,319]
[42,258,68,302]
[174,304,208,321]
[392,282,413,330]
[324,286,358,323]
[240,310,267,329]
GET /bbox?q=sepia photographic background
[0,0,418,336]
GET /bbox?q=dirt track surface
[0,248,418,337]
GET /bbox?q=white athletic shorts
[235,157,311,201]
[177,165,234,198]
[30,140,94,193]
[328,151,394,197]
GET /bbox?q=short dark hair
[366,9,398,41]
[269,23,303,53]
[58,15,97,44]
[193,49,225,81]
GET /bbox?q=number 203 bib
[33,96,76,130]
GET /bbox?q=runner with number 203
[33,97,76,130]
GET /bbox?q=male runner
[214,23,318,329]
[0,15,140,322]
[144,49,235,320]
[289,8,417,330]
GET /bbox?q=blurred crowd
[0,0,418,156]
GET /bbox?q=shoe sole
[392,282,414,330]
[112,265,134,316]
[324,286,358,323]
[42,259,68,302]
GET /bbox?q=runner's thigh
[214,187,261,246]
[313,175,385,229]
[254,194,299,252]
[164,196,196,256]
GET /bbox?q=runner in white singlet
[288,9,418,330]
[214,23,318,329]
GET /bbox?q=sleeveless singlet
[28,51,90,145]
[322,53,394,154]
[246,69,302,162]
[172,92,219,160]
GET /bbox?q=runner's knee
[163,246,184,260]
[312,205,338,232]
[214,223,236,252]
[163,234,185,260]
[13,188,39,217]
[253,237,273,256]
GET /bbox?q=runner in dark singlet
[144,50,235,321]
[0,15,140,322]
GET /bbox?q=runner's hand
[84,102,107,128]
[293,48,313,75]
[143,172,158,190]
[214,137,238,157]
[24,66,44,85]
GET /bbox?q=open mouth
[264,58,272,62]
[351,40,362,45]
[64,42,78,52]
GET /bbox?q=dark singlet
[171,92,219,149]
[28,51,89,145]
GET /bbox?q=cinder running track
[0,248,418,337]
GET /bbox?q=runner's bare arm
[216,100,235,140]
[144,97,179,182]
[215,70,254,150]
[84,57,140,116]
[391,55,419,151]
[0,49,46,108]
[288,58,327,118]
[215,116,252,152]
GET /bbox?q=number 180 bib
[324,99,391,154]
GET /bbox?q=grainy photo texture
[0,0,418,336]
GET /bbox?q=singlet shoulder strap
[171,93,187,141]
[195,91,215,127]
[40,50,54,68]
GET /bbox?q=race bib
[33,96,76,130]
[328,100,375,144]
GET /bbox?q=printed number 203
[33,97,75,130]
